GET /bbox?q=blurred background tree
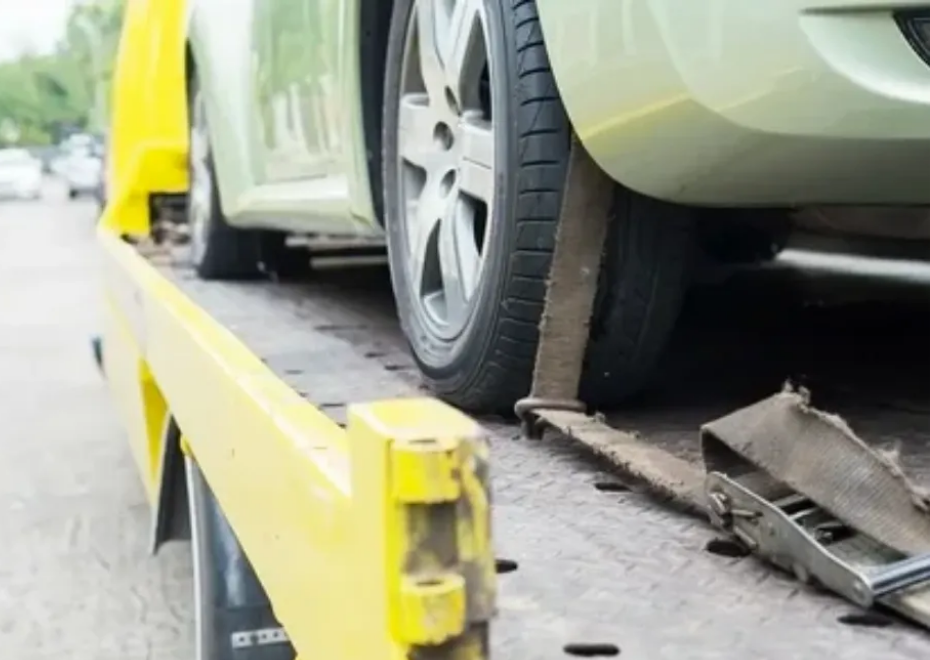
[0,0,125,147]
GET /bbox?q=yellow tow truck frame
[98,1,494,658]
[98,0,930,657]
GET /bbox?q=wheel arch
[357,0,395,227]
[183,7,256,223]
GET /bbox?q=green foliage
[0,0,125,147]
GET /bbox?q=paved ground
[0,181,193,659]
[165,222,930,658]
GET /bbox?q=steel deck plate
[158,254,930,659]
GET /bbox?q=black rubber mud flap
[186,458,294,660]
[150,418,190,553]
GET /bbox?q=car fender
[186,0,263,223]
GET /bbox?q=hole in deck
[593,481,629,493]
[314,323,362,332]
[563,643,620,657]
[837,612,894,628]
[495,559,518,574]
[384,363,409,372]
[704,538,750,558]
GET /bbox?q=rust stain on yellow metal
[350,400,494,658]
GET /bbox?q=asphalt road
[0,180,193,659]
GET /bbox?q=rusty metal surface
[160,252,930,658]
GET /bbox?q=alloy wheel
[396,0,496,340]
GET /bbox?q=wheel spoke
[408,186,442,297]
[415,0,446,101]
[398,94,435,169]
[438,201,470,324]
[440,0,483,107]
[458,115,494,203]
[454,202,482,300]
[400,0,493,337]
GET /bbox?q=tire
[186,73,304,280]
[382,0,695,413]
[580,188,694,407]
[185,457,294,660]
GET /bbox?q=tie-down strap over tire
[513,133,613,437]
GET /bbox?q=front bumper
[538,0,930,206]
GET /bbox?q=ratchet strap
[513,131,707,505]
[514,133,613,434]
[511,131,930,627]
[702,385,930,626]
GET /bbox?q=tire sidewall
[186,76,210,269]
[383,0,519,393]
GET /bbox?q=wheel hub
[397,0,496,339]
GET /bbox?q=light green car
[184,0,930,412]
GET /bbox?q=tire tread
[447,0,566,410]
[187,73,298,282]
[385,0,693,413]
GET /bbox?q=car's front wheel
[382,0,695,413]
[186,73,304,280]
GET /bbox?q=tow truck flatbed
[139,245,930,659]
[96,1,930,655]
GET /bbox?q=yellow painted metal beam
[99,230,495,658]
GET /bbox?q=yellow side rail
[98,1,495,658]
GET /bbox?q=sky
[0,0,78,62]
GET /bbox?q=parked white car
[60,147,103,199]
[0,149,42,200]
